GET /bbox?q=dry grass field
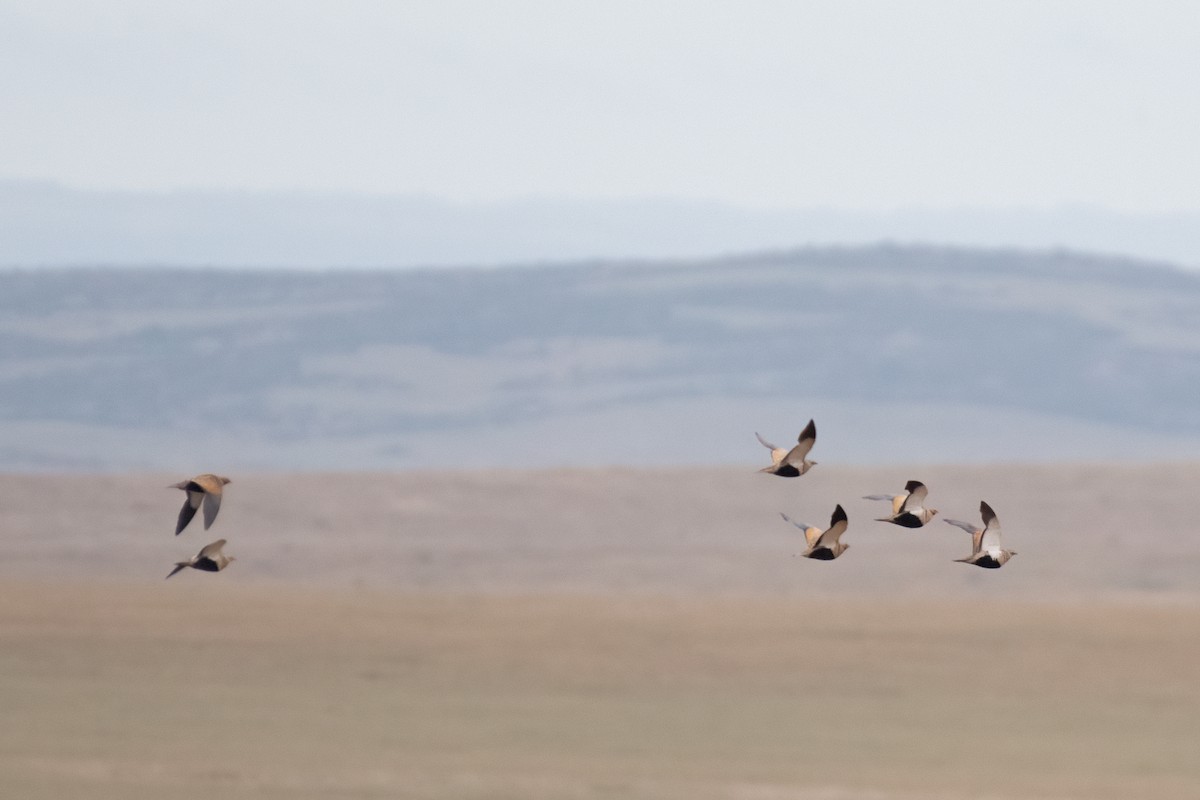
[5,463,1200,596]
[2,584,1199,800]
[2,464,1199,798]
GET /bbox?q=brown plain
[2,464,1199,798]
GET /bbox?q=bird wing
[755,432,788,466]
[780,513,820,546]
[980,501,998,529]
[779,512,812,531]
[164,562,189,580]
[175,492,202,535]
[943,519,979,535]
[979,501,1002,552]
[797,419,816,446]
[783,419,816,463]
[815,505,848,547]
[900,481,928,511]
[202,490,223,529]
[863,494,905,517]
[755,432,779,452]
[196,539,227,560]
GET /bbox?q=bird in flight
[165,538,236,579]
[944,501,1017,569]
[780,504,850,560]
[864,480,938,528]
[169,473,231,535]
[756,419,817,477]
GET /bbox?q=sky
[4,0,1200,216]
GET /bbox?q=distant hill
[2,245,1199,471]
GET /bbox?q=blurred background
[2,3,1200,799]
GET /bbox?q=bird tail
[165,562,189,580]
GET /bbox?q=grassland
[2,465,1199,798]
[1,582,1198,800]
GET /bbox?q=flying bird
[944,501,1017,569]
[781,504,850,560]
[169,473,231,535]
[864,480,938,528]
[756,419,817,477]
[165,538,236,579]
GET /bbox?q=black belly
[194,558,220,572]
[890,514,924,528]
[772,464,800,477]
[807,548,836,560]
[974,556,1002,569]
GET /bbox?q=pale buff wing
[814,505,848,548]
[782,419,816,464]
[755,432,778,451]
[779,512,821,547]
[979,501,1003,553]
[196,538,228,561]
[201,488,223,529]
[755,433,787,466]
[945,519,979,550]
[899,481,928,512]
[861,492,906,517]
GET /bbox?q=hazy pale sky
[4,1,1200,212]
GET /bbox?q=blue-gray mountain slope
[1,245,1198,470]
